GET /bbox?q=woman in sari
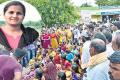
[41,30,51,49]
[50,30,58,49]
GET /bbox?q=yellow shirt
[66,29,72,38]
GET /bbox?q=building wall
[91,15,102,22]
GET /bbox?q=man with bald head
[83,39,110,80]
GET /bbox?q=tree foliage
[0,0,7,4]
[96,0,110,6]
[111,0,120,5]
[26,0,80,27]
[96,0,120,6]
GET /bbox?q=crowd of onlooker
[1,20,120,80]
[20,21,120,80]
[1,1,120,80]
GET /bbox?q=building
[80,6,120,23]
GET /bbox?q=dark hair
[72,64,79,73]
[86,23,94,31]
[49,55,53,61]
[4,1,26,16]
[73,58,80,67]
[20,24,25,32]
[34,62,40,69]
[108,51,120,64]
[112,21,120,30]
[61,54,66,60]
[35,68,43,79]
[58,72,66,80]
[13,48,27,58]
[91,39,106,53]
[75,53,80,59]
[103,31,112,43]
[93,32,107,44]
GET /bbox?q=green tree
[111,0,120,5]
[0,0,6,4]
[26,0,79,27]
[96,0,111,6]
[96,0,120,6]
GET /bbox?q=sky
[70,0,97,6]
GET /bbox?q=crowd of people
[21,20,120,80]
[1,0,120,80]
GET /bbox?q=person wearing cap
[0,48,27,80]
[108,51,120,80]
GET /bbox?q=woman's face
[4,5,24,26]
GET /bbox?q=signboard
[101,11,120,15]
[99,6,120,9]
